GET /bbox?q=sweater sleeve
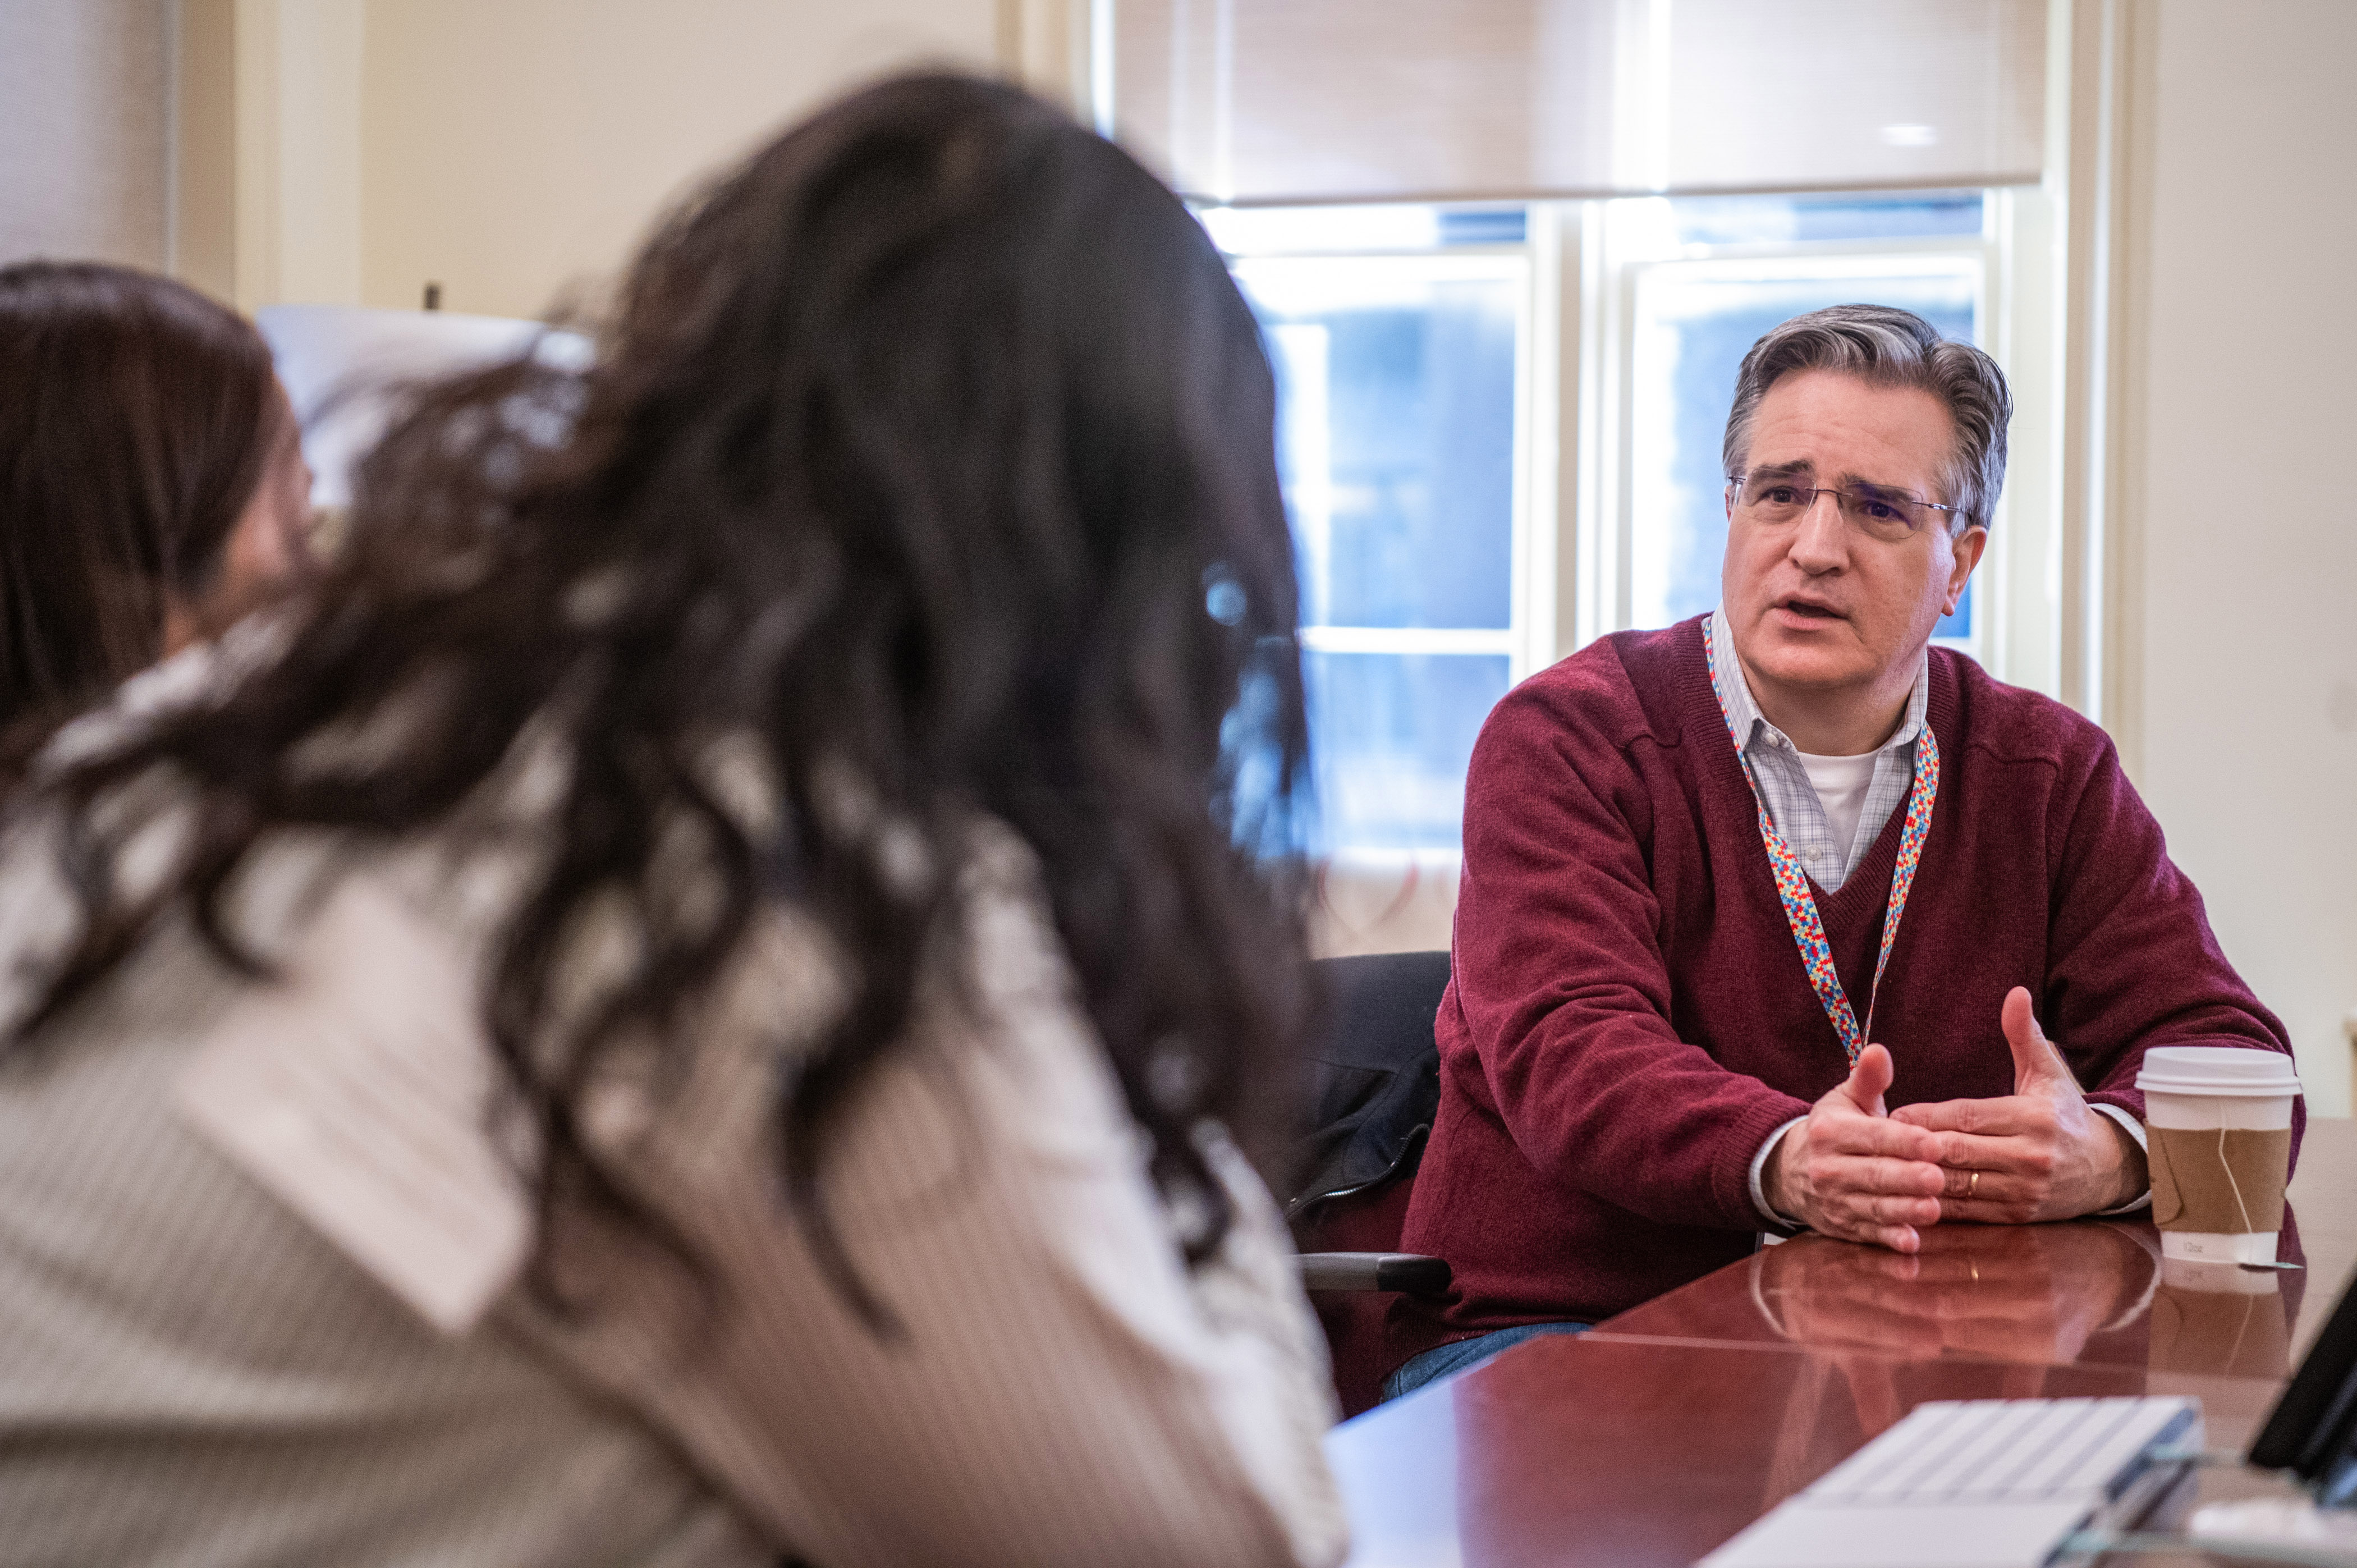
[1449,671,1811,1234]
[2040,733,2303,1171]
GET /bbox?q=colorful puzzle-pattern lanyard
[1702,631,1939,1065]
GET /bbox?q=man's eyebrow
[1745,459,1815,479]
[1836,471,1932,499]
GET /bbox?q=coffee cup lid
[2136,1045,2301,1097]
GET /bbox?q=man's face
[1721,369,1986,717]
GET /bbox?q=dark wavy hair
[15,74,1314,1315]
[0,262,286,733]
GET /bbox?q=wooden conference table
[1327,1118,2357,1567]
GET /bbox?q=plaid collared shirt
[1706,607,1927,893]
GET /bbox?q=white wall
[2126,0,2357,1116]
[356,0,999,318]
[2,1,1006,313]
[0,0,172,269]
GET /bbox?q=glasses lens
[1839,483,1928,541]
[1740,476,1808,520]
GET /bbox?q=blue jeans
[1381,1320,1589,1402]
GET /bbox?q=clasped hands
[1760,987,2148,1252]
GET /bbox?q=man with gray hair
[1383,304,2298,1399]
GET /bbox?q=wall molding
[998,0,1103,128]
[2052,0,2159,772]
[168,0,364,311]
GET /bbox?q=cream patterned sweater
[0,657,1346,1567]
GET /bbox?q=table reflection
[1751,1221,2159,1365]
[2149,1256,2298,1380]
[1699,1213,2306,1381]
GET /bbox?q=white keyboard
[1702,1396,2203,1568]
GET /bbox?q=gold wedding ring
[1968,1170,1980,1199]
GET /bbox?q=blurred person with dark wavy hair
[0,75,1343,1567]
[0,262,315,741]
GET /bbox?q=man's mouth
[1777,597,1845,621]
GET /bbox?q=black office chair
[1290,949,1453,1413]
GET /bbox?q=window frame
[1209,184,2060,857]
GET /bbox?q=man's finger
[1937,1196,2035,1224]
[1845,1222,1923,1253]
[1813,1112,1947,1163]
[1828,1155,1948,1199]
[1814,1173,1940,1224]
[1890,1096,2033,1138]
[1840,1042,1897,1116]
[2002,985,2069,1093]
[1929,1129,2053,1176]
[1890,1098,1975,1133]
[1939,1164,2033,1202]
[1846,1190,1945,1227]
[1808,1159,1946,1221]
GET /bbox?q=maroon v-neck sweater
[1395,616,2298,1364]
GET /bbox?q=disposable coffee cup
[2136,1046,2301,1265]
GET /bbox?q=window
[1606,192,1993,652]
[1219,209,1537,852]
[1214,189,2037,856]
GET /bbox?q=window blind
[1111,0,2049,206]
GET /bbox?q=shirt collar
[1707,606,1928,758]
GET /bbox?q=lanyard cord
[1702,631,1939,1065]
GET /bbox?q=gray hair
[1721,304,2012,531]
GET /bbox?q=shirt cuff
[2090,1103,2152,1214]
[1749,1116,1809,1226]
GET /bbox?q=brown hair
[1722,302,2013,531]
[0,262,283,734]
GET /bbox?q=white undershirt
[1794,749,1878,866]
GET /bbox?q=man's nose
[1790,489,1849,570]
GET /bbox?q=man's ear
[1943,525,1989,615]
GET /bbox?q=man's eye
[1763,485,1802,505]
[1862,500,1903,521]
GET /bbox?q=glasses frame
[1725,471,1968,543]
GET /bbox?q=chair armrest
[1297,1251,1452,1296]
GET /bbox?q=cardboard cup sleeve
[2148,1126,2290,1235]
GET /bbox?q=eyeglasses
[1726,473,1965,544]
